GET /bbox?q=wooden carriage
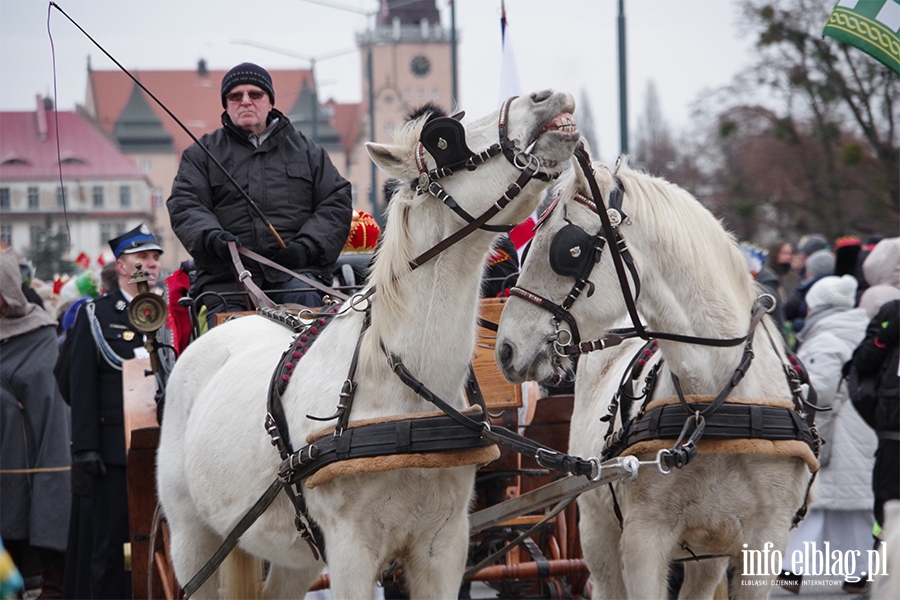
[122,294,589,599]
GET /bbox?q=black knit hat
[221,63,275,107]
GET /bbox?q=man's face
[117,250,161,286]
[225,84,272,136]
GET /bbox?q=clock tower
[353,0,454,218]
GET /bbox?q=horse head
[496,150,757,385]
[494,152,629,384]
[364,90,580,324]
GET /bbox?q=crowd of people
[745,234,899,594]
[1,61,896,599]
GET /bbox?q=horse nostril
[530,89,552,104]
[498,342,514,368]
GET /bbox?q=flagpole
[451,0,458,111]
[618,0,628,155]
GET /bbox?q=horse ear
[366,142,408,176]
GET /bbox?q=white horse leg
[325,535,381,600]
[577,489,627,599]
[620,517,682,599]
[166,517,224,600]
[402,511,469,600]
[262,563,322,600]
[678,558,728,600]
[730,516,792,599]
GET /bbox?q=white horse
[156,91,579,599]
[495,156,816,599]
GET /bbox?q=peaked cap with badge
[108,223,163,259]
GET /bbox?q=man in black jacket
[852,299,899,536]
[68,223,162,599]
[167,62,352,316]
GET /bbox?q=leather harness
[182,97,595,596]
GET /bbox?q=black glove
[206,230,241,262]
[74,450,107,477]
[274,242,309,270]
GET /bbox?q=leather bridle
[510,143,755,361]
[409,96,558,236]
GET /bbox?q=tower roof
[287,81,341,146]
[112,81,174,153]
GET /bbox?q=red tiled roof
[89,68,315,154]
[325,99,363,157]
[0,109,146,181]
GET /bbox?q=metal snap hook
[655,449,673,475]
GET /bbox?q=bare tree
[681,0,898,241]
[739,0,898,218]
[634,81,677,175]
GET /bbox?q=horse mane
[361,110,438,367]
[561,158,755,311]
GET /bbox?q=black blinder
[549,224,598,278]
[420,117,475,169]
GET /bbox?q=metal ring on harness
[758,293,777,314]
[588,457,603,482]
[514,151,541,173]
[553,327,573,355]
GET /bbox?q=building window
[0,225,11,246]
[93,186,104,207]
[384,122,394,135]
[152,188,164,208]
[56,186,67,208]
[141,160,151,173]
[100,223,112,246]
[30,225,42,248]
[115,223,126,237]
[28,187,39,210]
[0,188,9,209]
[119,185,131,208]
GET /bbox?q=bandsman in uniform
[68,223,162,599]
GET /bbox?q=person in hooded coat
[782,275,877,589]
[0,249,71,598]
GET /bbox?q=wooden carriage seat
[473,298,523,411]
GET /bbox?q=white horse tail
[219,547,262,600]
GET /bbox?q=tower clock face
[410,55,431,77]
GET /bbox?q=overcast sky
[0,0,757,162]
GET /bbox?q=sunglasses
[226,90,267,103]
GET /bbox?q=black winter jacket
[167,109,352,285]
[852,299,899,435]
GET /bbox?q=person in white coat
[781,275,877,590]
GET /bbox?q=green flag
[823,0,900,75]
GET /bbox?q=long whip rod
[48,1,286,248]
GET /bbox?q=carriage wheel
[148,504,182,599]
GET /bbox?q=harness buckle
[416,173,429,194]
